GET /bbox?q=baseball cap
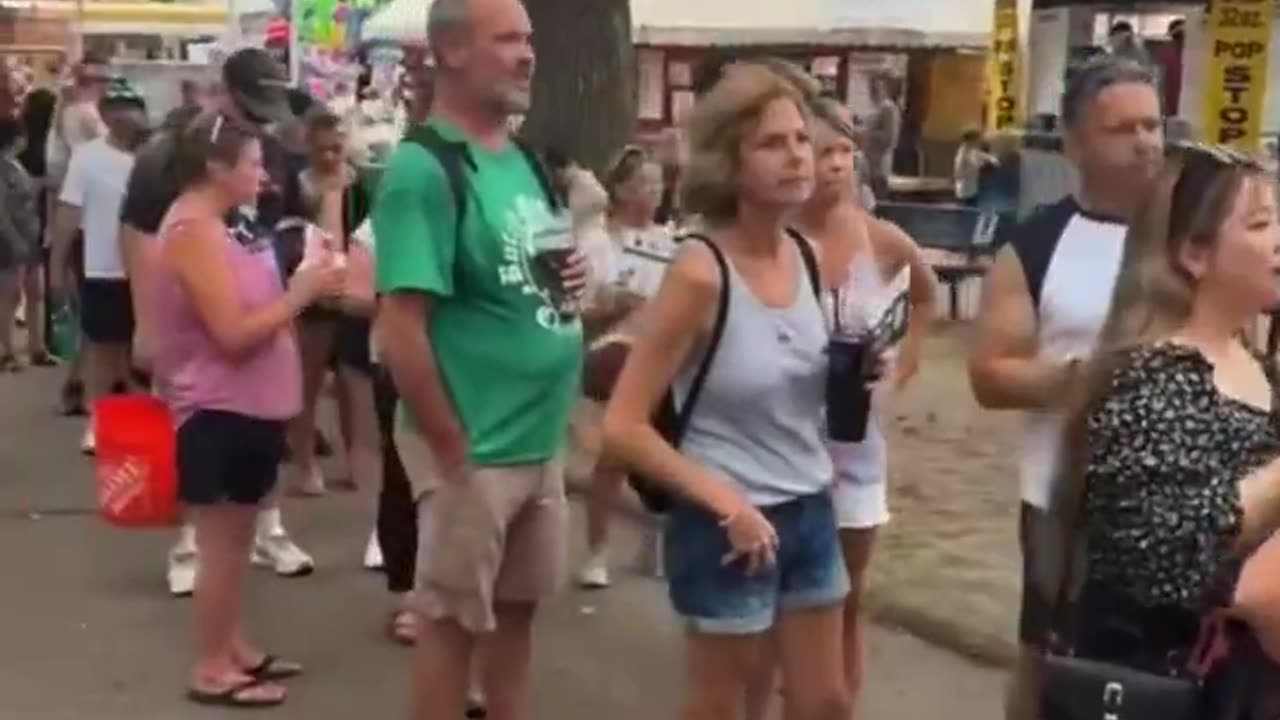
[98,77,146,111]
[222,47,292,125]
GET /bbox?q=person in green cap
[48,76,150,456]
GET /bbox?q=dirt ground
[865,323,1021,663]
[568,322,1024,665]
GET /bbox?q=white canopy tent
[631,0,993,49]
[362,0,995,49]
[360,0,431,44]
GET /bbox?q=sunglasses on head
[606,145,649,186]
[1169,140,1262,167]
[610,145,645,171]
[1169,141,1267,215]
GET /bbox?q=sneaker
[80,422,96,456]
[252,532,316,577]
[167,545,198,597]
[575,552,611,590]
[363,531,384,571]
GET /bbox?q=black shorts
[80,279,135,344]
[177,409,287,506]
[335,316,372,373]
[1018,502,1055,648]
[71,232,84,283]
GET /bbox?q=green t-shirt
[374,119,582,466]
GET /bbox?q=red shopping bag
[93,395,180,528]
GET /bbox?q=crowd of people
[5,0,1280,717]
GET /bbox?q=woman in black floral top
[1058,144,1280,707]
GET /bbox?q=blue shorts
[664,491,849,635]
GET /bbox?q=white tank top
[821,243,905,488]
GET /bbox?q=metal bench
[874,202,1001,320]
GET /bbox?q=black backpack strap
[512,137,565,212]
[403,124,475,238]
[785,226,821,298]
[671,233,730,444]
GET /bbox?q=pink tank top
[149,216,301,425]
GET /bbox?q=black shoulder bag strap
[511,137,566,212]
[402,124,475,238]
[785,226,822,298]
[670,233,731,445]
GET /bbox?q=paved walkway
[0,364,1004,719]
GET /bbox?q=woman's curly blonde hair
[679,60,815,225]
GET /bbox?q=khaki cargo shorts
[396,430,569,633]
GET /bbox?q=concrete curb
[564,467,1017,670]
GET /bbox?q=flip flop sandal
[244,654,304,681]
[29,352,57,367]
[387,610,419,647]
[0,355,22,373]
[186,677,286,708]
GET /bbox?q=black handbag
[1038,510,1207,720]
[1040,653,1200,720]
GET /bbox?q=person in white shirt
[864,76,901,199]
[576,144,674,589]
[46,57,110,416]
[49,78,149,454]
[968,58,1163,720]
[953,129,998,206]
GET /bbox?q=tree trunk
[520,0,634,175]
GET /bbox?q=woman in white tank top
[575,145,674,589]
[793,98,940,715]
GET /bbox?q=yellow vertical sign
[986,0,1021,133]
[1202,0,1273,149]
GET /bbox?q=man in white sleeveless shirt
[968,58,1164,720]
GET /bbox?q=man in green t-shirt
[372,0,586,717]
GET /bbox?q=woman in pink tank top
[150,111,343,708]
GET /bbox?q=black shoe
[60,381,86,416]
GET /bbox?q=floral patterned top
[0,155,40,266]
[1083,343,1278,612]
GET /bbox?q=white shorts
[828,420,889,530]
[833,479,889,530]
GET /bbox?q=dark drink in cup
[531,245,576,319]
[827,335,873,442]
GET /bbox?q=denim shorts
[664,491,849,635]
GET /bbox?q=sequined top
[1082,343,1277,612]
